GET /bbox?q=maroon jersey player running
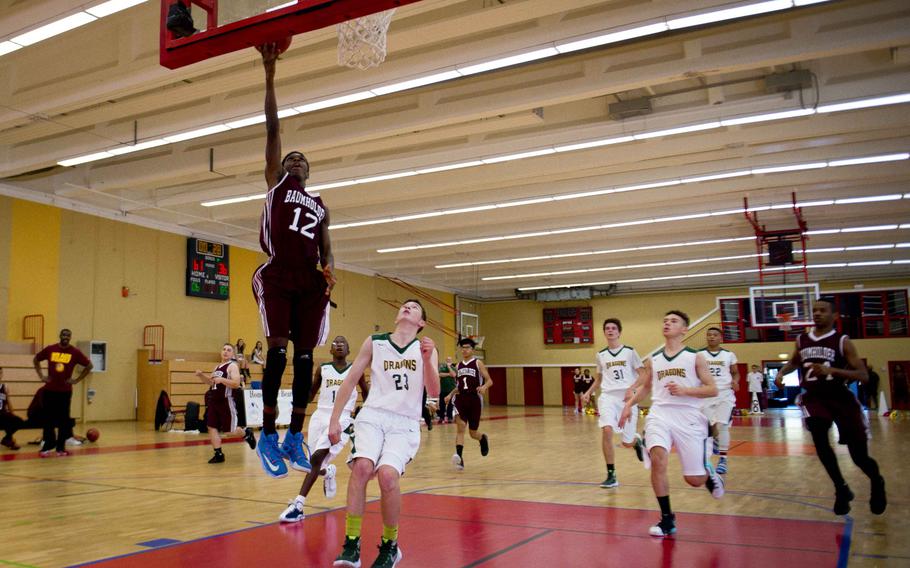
[252,42,336,478]
[777,297,886,516]
[445,337,493,469]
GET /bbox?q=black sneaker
[649,513,676,537]
[834,484,854,515]
[633,434,644,462]
[479,434,489,457]
[334,536,361,567]
[243,428,257,450]
[208,452,225,464]
[870,476,887,515]
[371,539,402,568]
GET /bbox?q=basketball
[256,36,292,55]
[86,428,100,443]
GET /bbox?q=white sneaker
[279,496,305,523]
[707,470,725,499]
[65,437,83,447]
[323,464,337,498]
[451,453,464,470]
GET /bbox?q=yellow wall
[7,200,60,343]
[0,196,457,421]
[479,279,910,406]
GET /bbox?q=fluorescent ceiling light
[482,149,556,164]
[86,0,147,18]
[201,193,266,207]
[356,171,418,184]
[458,48,559,76]
[721,108,815,126]
[666,0,793,30]
[295,92,375,113]
[266,1,297,12]
[11,12,97,46]
[225,115,267,129]
[371,71,462,96]
[828,153,910,167]
[415,161,485,175]
[556,23,670,53]
[633,122,721,139]
[107,138,169,155]
[308,180,358,191]
[835,195,903,205]
[817,93,910,113]
[0,41,22,56]
[276,108,299,119]
[751,162,827,175]
[680,170,752,183]
[794,0,831,5]
[164,124,230,143]
[58,151,115,167]
[554,136,635,153]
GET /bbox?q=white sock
[718,425,730,454]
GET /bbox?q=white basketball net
[337,9,395,70]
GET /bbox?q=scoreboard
[186,238,229,300]
[543,307,593,345]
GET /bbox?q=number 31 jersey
[596,345,643,395]
[260,172,327,268]
[363,333,425,420]
[316,363,356,413]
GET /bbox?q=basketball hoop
[776,313,793,332]
[337,9,395,70]
[475,335,485,349]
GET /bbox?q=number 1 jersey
[316,363,356,413]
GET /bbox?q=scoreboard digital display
[543,307,593,345]
[186,238,229,300]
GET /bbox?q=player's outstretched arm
[329,337,372,444]
[261,43,282,188]
[776,345,801,388]
[319,208,336,294]
[421,337,440,398]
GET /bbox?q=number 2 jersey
[363,333,425,421]
[595,345,643,396]
[316,363,357,415]
[698,348,737,403]
[259,172,327,270]
[795,329,851,398]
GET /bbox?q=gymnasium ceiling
[1,0,909,299]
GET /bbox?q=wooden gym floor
[0,407,906,567]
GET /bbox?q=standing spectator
[438,356,456,423]
[891,364,908,410]
[747,365,766,413]
[33,329,93,457]
[863,363,880,410]
[572,367,584,414]
[0,367,26,450]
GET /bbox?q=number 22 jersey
[363,333,425,420]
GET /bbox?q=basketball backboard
[749,283,820,328]
[159,0,423,69]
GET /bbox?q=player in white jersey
[329,300,440,568]
[280,336,369,523]
[582,318,647,488]
[620,310,725,538]
[698,327,740,475]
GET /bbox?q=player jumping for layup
[621,310,725,537]
[252,43,336,478]
[699,327,740,475]
[777,298,886,515]
[582,318,646,488]
[280,336,369,522]
[445,337,492,470]
[330,300,440,568]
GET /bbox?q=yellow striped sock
[345,514,363,539]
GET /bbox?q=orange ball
[86,428,100,442]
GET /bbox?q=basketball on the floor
[86,428,100,443]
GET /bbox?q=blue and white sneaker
[716,457,728,475]
[281,431,312,472]
[257,431,289,478]
[279,496,305,523]
[712,436,720,455]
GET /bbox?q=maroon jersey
[456,358,482,394]
[204,361,234,403]
[259,172,327,270]
[35,344,90,393]
[796,329,850,396]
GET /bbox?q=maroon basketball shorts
[801,391,870,443]
[205,394,237,433]
[252,263,330,348]
[454,393,482,431]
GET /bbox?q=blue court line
[837,515,853,568]
[136,539,181,548]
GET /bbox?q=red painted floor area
[78,494,846,568]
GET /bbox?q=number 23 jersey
[596,345,643,395]
[363,333,425,420]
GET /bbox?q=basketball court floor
[1,407,905,567]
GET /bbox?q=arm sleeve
[35,346,49,362]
